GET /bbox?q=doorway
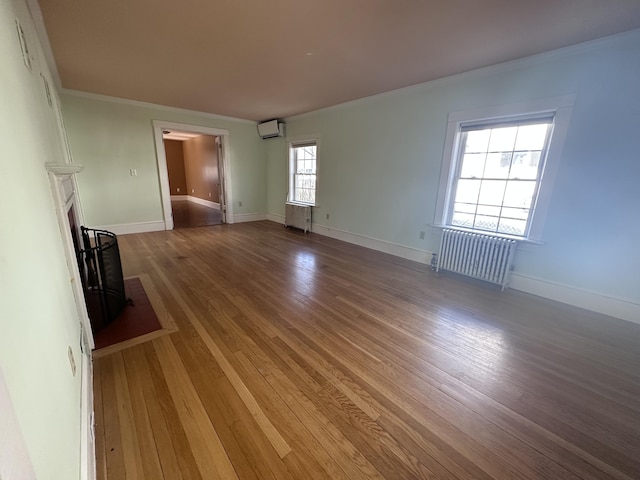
[152,121,233,230]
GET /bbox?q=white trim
[509,273,640,325]
[287,136,321,205]
[266,215,638,324]
[170,195,188,201]
[79,352,95,480]
[230,213,267,223]
[268,215,433,264]
[186,196,220,210]
[267,213,286,224]
[310,224,432,264]
[25,0,62,88]
[46,168,95,480]
[94,221,165,236]
[433,95,575,242]
[152,120,234,230]
[63,89,254,124]
[45,162,84,175]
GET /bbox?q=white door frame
[152,120,234,229]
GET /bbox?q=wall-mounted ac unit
[257,119,285,139]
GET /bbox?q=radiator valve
[430,253,438,271]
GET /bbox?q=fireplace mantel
[45,162,83,175]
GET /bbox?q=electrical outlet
[419,231,426,240]
[68,346,76,376]
[176,187,180,192]
[129,168,137,176]
[208,192,211,197]
[191,189,195,193]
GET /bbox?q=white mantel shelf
[45,162,84,175]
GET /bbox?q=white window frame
[288,137,319,206]
[434,96,575,242]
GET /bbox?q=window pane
[308,159,316,174]
[474,215,499,232]
[460,153,486,178]
[451,212,474,228]
[454,179,481,204]
[453,202,476,214]
[488,126,517,152]
[501,207,529,220]
[295,174,315,190]
[296,160,304,174]
[478,180,506,206]
[503,181,535,208]
[465,130,491,153]
[509,151,540,180]
[514,124,549,151]
[498,218,526,236]
[476,205,501,216]
[483,152,511,179]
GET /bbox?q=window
[449,117,552,237]
[435,97,574,241]
[289,140,317,205]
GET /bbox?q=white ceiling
[37,0,640,121]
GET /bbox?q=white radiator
[437,228,517,290]
[284,203,311,233]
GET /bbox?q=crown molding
[61,89,255,125]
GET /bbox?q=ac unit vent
[257,119,285,139]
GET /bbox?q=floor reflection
[433,306,508,382]
[294,251,317,296]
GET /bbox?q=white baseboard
[267,214,432,265]
[509,273,640,325]
[311,224,433,264]
[95,221,166,235]
[267,213,285,224]
[231,213,267,224]
[187,196,220,210]
[171,195,220,210]
[265,214,639,324]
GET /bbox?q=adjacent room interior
[1,0,639,479]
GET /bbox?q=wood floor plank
[149,257,293,460]
[141,342,203,480]
[112,352,144,480]
[93,359,107,480]
[124,346,184,480]
[153,335,238,480]
[93,222,640,479]
[121,348,165,479]
[99,356,126,480]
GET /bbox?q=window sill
[429,224,544,245]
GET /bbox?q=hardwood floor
[171,200,222,228]
[94,221,640,479]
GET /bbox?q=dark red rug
[93,277,162,351]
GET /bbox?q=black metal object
[76,227,129,331]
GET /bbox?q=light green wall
[61,94,267,226]
[0,0,83,478]
[273,30,640,303]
